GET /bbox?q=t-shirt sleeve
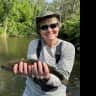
[56,42,75,80]
[27,40,38,59]
[46,42,75,87]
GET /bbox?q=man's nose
[47,27,53,32]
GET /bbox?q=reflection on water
[0,37,32,96]
[0,37,31,60]
[0,37,80,96]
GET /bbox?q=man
[13,10,75,96]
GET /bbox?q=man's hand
[13,61,50,80]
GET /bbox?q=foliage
[0,0,46,37]
[0,0,80,49]
[60,13,80,42]
[58,14,80,54]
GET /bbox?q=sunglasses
[40,23,59,31]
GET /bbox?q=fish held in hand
[0,59,64,81]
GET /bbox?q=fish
[0,59,64,81]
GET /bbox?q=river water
[0,37,80,96]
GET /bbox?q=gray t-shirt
[23,39,75,96]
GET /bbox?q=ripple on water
[0,80,6,93]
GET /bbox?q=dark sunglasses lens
[40,23,58,30]
[40,25,48,30]
[50,23,58,29]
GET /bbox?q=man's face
[39,17,60,41]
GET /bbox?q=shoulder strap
[55,42,62,64]
[36,41,68,86]
[36,39,42,59]
[37,40,63,64]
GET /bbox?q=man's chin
[46,38,54,41]
[46,36,55,40]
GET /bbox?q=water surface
[0,37,80,96]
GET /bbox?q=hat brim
[36,12,61,34]
[36,13,61,23]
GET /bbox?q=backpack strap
[36,40,68,90]
[55,42,62,64]
[36,39,42,59]
[36,39,63,64]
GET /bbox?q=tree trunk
[2,17,8,38]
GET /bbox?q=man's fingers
[23,63,28,74]
[33,62,38,76]
[31,65,35,78]
[43,63,50,79]
[13,64,18,74]
[43,63,49,75]
[28,64,32,74]
[19,61,24,73]
[37,61,43,75]
[13,61,50,79]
